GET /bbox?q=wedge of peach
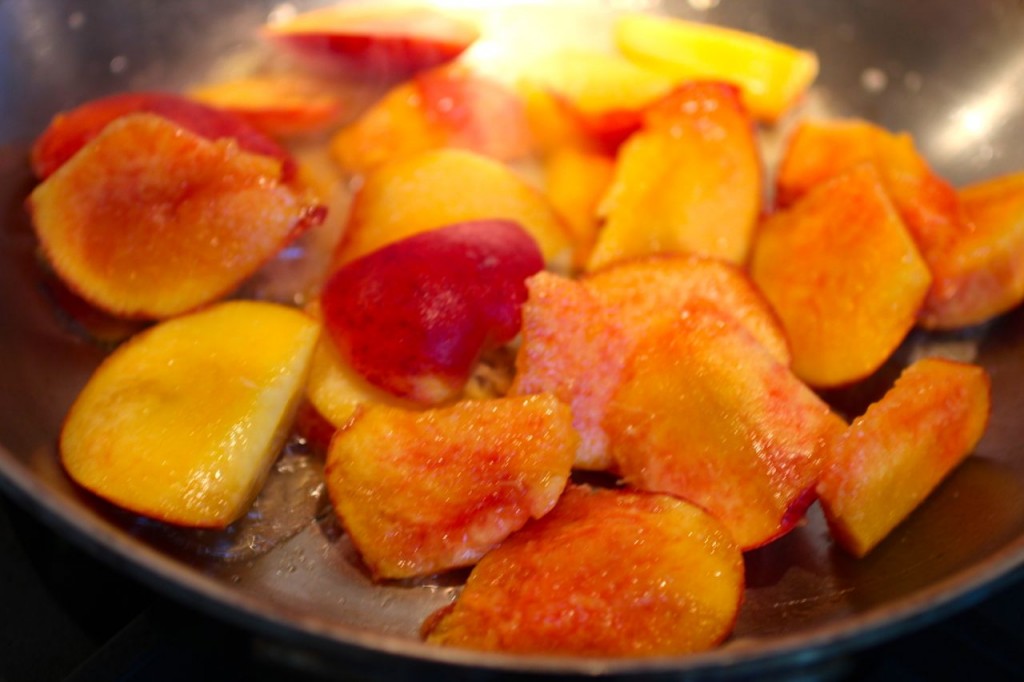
[918,171,1024,329]
[614,13,819,122]
[605,306,846,550]
[543,147,615,267]
[518,81,592,156]
[424,485,744,656]
[30,91,295,182]
[520,49,675,150]
[330,65,531,174]
[774,119,976,326]
[751,164,932,388]
[334,149,574,270]
[587,82,762,270]
[61,301,319,528]
[325,394,577,580]
[510,272,630,471]
[28,114,324,319]
[584,254,791,366]
[322,220,543,405]
[817,358,990,557]
[189,76,345,137]
[265,4,479,77]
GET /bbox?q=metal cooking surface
[2,0,1024,677]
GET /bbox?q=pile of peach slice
[31,3,1022,659]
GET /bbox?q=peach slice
[61,301,320,528]
[30,91,296,181]
[510,272,629,471]
[543,147,615,267]
[587,82,762,270]
[330,65,531,174]
[520,49,675,150]
[817,358,990,557]
[321,220,543,405]
[518,81,592,156]
[750,164,932,388]
[605,307,846,550]
[774,119,977,326]
[325,394,577,580]
[333,148,574,270]
[584,254,791,366]
[28,114,323,320]
[264,4,479,77]
[918,171,1024,329]
[614,13,819,122]
[189,76,345,137]
[423,485,744,656]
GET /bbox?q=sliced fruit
[189,76,345,137]
[919,171,1024,328]
[520,49,675,150]
[28,114,324,319]
[510,272,629,471]
[30,91,295,181]
[423,485,744,656]
[614,13,819,122]
[587,82,762,270]
[518,80,592,156]
[775,119,975,326]
[333,148,574,270]
[543,147,615,267]
[325,394,577,580]
[61,301,320,528]
[330,65,530,174]
[605,307,846,550]
[265,4,479,76]
[751,164,932,388]
[321,220,543,405]
[584,254,791,366]
[817,358,991,557]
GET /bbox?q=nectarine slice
[510,272,629,471]
[605,306,846,550]
[265,4,479,76]
[584,254,791,366]
[333,148,574,270]
[587,82,762,270]
[29,114,323,319]
[543,147,615,268]
[423,485,744,656]
[775,119,978,327]
[330,65,530,174]
[919,171,1024,329]
[325,394,577,579]
[520,49,675,150]
[817,358,990,557]
[322,220,543,405]
[751,164,932,388]
[61,301,320,528]
[614,13,819,122]
[30,91,295,181]
[189,76,345,137]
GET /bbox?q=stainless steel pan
[2,0,1024,677]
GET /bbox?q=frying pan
[2,0,1024,678]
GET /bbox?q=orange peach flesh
[60,301,320,528]
[605,307,846,550]
[189,76,345,137]
[424,485,744,656]
[28,113,320,319]
[817,358,991,557]
[751,164,932,388]
[324,394,577,580]
[588,82,762,270]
